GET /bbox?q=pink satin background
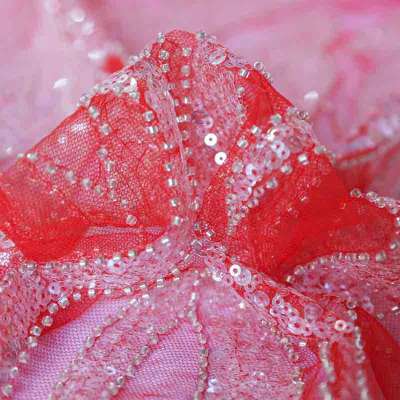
[2,1,400,398]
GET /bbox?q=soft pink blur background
[2,0,400,165]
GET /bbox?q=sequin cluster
[0,28,399,400]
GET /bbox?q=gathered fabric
[1,10,400,400]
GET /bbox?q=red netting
[0,30,399,400]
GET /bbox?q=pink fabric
[14,298,200,399]
[14,300,129,399]
[3,0,400,194]
[1,1,400,399]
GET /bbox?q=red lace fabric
[0,30,399,399]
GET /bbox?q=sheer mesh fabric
[0,30,399,400]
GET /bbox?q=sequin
[182,47,192,57]
[126,215,137,226]
[147,125,159,135]
[208,48,227,65]
[214,151,227,165]
[143,111,154,122]
[159,50,169,60]
[204,133,218,147]
[229,264,241,277]
[239,68,250,78]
